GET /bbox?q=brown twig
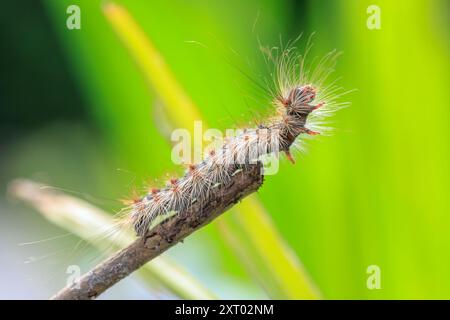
[50,164,263,300]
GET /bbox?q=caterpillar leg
[284,149,296,164]
[303,128,320,135]
[311,102,324,111]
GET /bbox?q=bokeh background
[1,0,449,299]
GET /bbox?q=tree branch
[51,164,263,300]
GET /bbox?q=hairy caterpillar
[122,43,348,238]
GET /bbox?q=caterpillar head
[287,85,319,114]
[281,85,323,130]
[277,85,323,157]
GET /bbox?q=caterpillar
[122,42,348,238]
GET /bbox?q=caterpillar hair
[121,41,349,238]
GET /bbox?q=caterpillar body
[123,45,348,237]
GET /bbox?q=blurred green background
[0,0,449,299]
